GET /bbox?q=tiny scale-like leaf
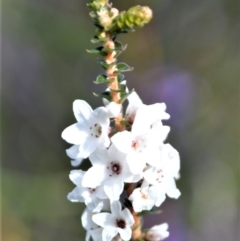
[116,62,134,72]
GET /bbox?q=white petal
[102,227,118,241]
[66,145,84,166]
[96,186,108,199]
[110,200,122,216]
[118,226,132,241]
[126,91,143,120]
[62,123,88,145]
[166,178,181,199]
[105,101,122,118]
[149,123,170,145]
[69,170,85,185]
[127,152,146,174]
[163,144,180,175]
[145,148,161,167]
[79,136,99,158]
[82,166,106,188]
[85,232,91,241]
[89,147,109,165]
[90,107,109,126]
[104,180,124,201]
[111,131,132,153]
[92,213,111,227]
[85,197,104,213]
[167,185,181,199]
[71,158,83,167]
[146,223,169,241]
[146,103,170,122]
[66,145,80,159]
[149,185,166,207]
[81,208,98,230]
[131,109,151,136]
[124,172,142,183]
[91,228,103,241]
[73,100,93,122]
[107,144,126,161]
[120,209,134,226]
[129,188,155,212]
[143,167,158,185]
[67,187,84,202]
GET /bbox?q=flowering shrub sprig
[62,1,181,240]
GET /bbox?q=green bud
[114,5,153,30]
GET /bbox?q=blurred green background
[2,0,240,240]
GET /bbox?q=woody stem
[104,36,125,131]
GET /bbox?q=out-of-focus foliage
[2,0,239,241]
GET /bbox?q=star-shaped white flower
[143,144,181,199]
[68,170,108,213]
[125,91,170,125]
[145,223,169,241]
[62,100,110,158]
[82,145,141,201]
[129,182,166,212]
[112,110,170,174]
[92,201,134,241]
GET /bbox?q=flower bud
[116,5,153,30]
[145,223,169,241]
[87,0,108,10]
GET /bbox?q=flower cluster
[61,1,181,241]
[62,92,180,241]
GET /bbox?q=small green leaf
[114,41,128,51]
[94,74,107,84]
[116,62,134,72]
[93,91,112,101]
[87,46,107,56]
[98,60,108,69]
[94,74,114,84]
[86,48,101,54]
[98,59,116,70]
[117,74,125,82]
[91,36,100,44]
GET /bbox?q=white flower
[111,109,169,174]
[92,201,134,241]
[81,208,103,241]
[129,182,166,212]
[143,144,181,199]
[129,187,154,212]
[82,145,141,201]
[68,170,108,212]
[126,91,170,125]
[145,223,169,241]
[66,145,84,167]
[62,100,110,158]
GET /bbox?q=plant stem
[104,36,125,131]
